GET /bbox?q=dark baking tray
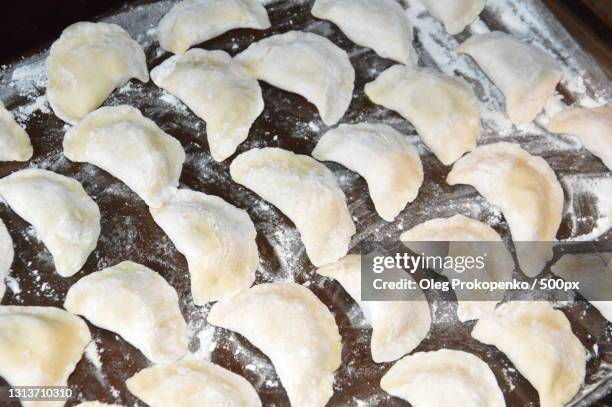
[0,0,611,406]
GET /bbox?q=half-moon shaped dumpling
[63,105,186,208]
[75,403,124,407]
[400,214,514,321]
[46,22,149,124]
[0,219,13,300]
[150,189,259,304]
[421,0,486,35]
[365,65,480,165]
[0,169,101,277]
[401,214,501,242]
[547,107,612,170]
[230,148,355,267]
[64,261,188,364]
[236,31,355,126]
[0,306,91,407]
[127,360,262,407]
[551,252,612,322]
[381,349,505,407]
[151,49,264,162]
[472,302,586,407]
[312,123,423,222]
[317,255,431,362]
[0,101,33,161]
[158,0,271,54]
[311,0,417,65]
[457,32,563,125]
[208,282,342,407]
[447,142,563,277]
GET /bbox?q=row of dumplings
[4,0,607,166]
[0,106,574,283]
[0,0,608,406]
[0,266,593,407]
[0,106,568,300]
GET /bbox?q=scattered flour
[0,0,609,405]
[5,274,21,295]
[85,340,103,370]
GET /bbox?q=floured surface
[0,0,610,406]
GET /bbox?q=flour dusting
[0,0,609,405]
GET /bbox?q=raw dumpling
[457,32,563,125]
[236,31,355,126]
[158,0,271,54]
[127,360,261,407]
[63,105,185,208]
[0,219,13,300]
[551,252,612,322]
[64,261,187,364]
[151,49,264,161]
[208,282,341,407]
[46,22,148,124]
[150,189,259,304]
[75,403,124,407]
[317,255,431,362]
[230,148,355,267]
[547,106,612,170]
[312,123,423,222]
[0,169,100,277]
[447,142,563,277]
[311,0,416,65]
[365,65,480,165]
[472,302,586,407]
[421,0,486,35]
[381,349,505,407]
[0,101,33,161]
[400,214,514,321]
[401,214,501,242]
[0,306,90,407]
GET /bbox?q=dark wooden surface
[0,1,610,407]
[541,0,612,78]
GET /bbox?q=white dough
[421,0,486,35]
[551,253,612,322]
[236,31,355,126]
[151,49,264,161]
[447,142,563,277]
[458,32,563,125]
[64,261,188,364]
[0,306,91,407]
[472,302,586,407]
[46,22,148,124]
[311,0,417,65]
[230,147,355,267]
[547,106,612,170]
[0,101,33,161]
[127,360,262,407]
[381,349,505,407]
[63,105,186,208]
[158,0,271,54]
[150,189,259,304]
[365,65,480,165]
[0,169,100,277]
[400,215,513,321]
[317,255,431,362]
[208,282,341,407]
[401,214,500,242]
[0,219,13,300]
[312,123,423,222]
